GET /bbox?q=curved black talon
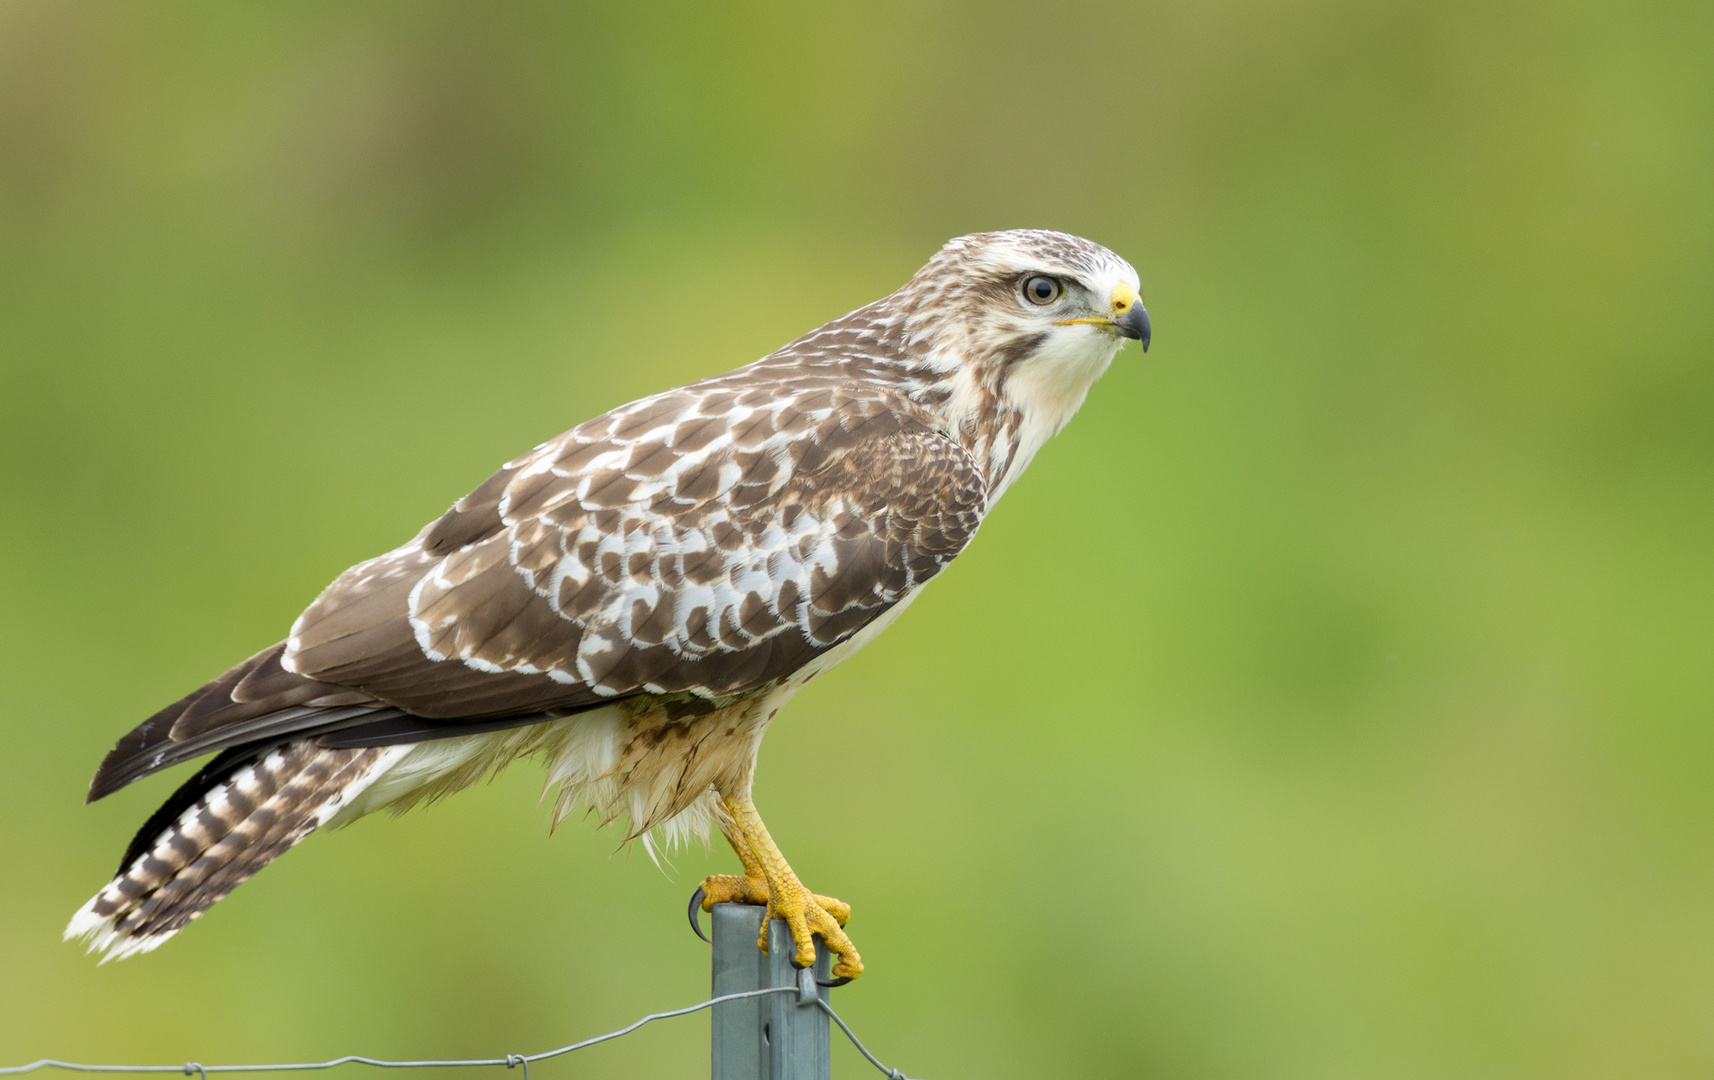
[687,886,710,943]
[789,951,854,988]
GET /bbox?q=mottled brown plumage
[69,229,1148,965]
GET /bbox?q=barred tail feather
[65,740,409,962]
[67,707,732,962]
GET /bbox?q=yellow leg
[696,794,862,979]
[697,819,770,907]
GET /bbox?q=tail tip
[64,893,179,963]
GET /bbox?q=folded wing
[90,375,986,800]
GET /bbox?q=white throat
[991,334,1121,502]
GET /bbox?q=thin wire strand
[0,987,919,1079]
[817,1000,912,1080]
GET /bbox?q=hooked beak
[1114,303,1150,350]
[1110,283,1150,351]
[1055,282,1152,352]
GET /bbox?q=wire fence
[0,986,917,1080]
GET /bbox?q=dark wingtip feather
[88,711,183,803]
[85,644,387,802]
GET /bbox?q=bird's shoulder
[424,359,943,555]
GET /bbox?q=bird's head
[897,229,1148,452]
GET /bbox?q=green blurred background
[2,1,1710,1076]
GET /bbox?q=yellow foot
[761,873,862,980]
[691,794,865,981]
[691,873,860,976]
[698,872,770,908]
[688,873,767,942]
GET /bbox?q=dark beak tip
[1117,305,1151,350]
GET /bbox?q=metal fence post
[710,903,833,1080]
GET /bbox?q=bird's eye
[1023,276,1062,305]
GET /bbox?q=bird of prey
[67,229,1149,978]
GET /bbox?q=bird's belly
[331,694,771,852]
